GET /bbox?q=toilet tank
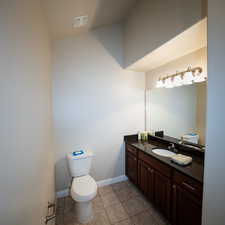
[67,149,93,177]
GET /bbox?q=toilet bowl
[70,175,97,224]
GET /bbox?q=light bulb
[183,71,194,85]
[156,79,164,88]
[194,72,207,83]
[165,77,174,88]
[173,75,183,87]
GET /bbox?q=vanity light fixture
[156,79,164,88]
[183,69,194,85]
[165,77,174,88]
[173,74,183,87]
[193,69,207,83]
[156,66,205,89]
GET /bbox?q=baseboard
[56,175,128,198]
[56,188,69,198]
[96,175,128,187]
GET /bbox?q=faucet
[168,143,178,153]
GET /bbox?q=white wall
[124,0,204,67]
[203,1,225,224]
[52,24,145,192]
[0,1,54,225]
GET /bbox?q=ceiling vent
[73,16,88,28]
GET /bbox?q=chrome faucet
[168,143,178,153]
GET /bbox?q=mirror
[146,82,207,146]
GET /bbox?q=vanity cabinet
[138,151,172,219]
[154,170,171,218]
[138,160,154,200]
[172,171,203,225]
[125,145,138,185]
[125,143,203,225]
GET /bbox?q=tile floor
[56,180,170,225]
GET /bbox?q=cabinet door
[126,152,137,185]
[154,170,171,219]
[172,184,202,225]
[138,160,148,194]
[138,160,154,200]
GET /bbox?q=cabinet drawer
[173,171,203,198]
[126,144,137,156]
[139,151,172,178]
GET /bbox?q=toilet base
[75,201,93,224]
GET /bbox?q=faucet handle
[168,143,178,153]
[168,143,175,149]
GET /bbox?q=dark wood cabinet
[138,159,171,219]
[154,170,171,219]
[126,151,138,185]
[138,160,154,200]
[125,143,203,225]
[172,184,202,225]
[172,170,203,225]
[138,152,172,219]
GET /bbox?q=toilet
[67,149,97,224]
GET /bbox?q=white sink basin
[152,149,176,157]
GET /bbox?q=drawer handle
[182,182,195,191]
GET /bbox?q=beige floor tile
[92,195,104,213]
[57,197,65,208]
[64,196,75,212]
[148,207,170,225]
[99,185,114,197]
[56,206,65,216]
[115,187,132,202]
[131,210,158,225]
[129,185,142,198]
[56,182,168,225]
[101,191,120,207]
[125,181,142,196]
[122,196,150,216]
[112,181,129,192]
[88,210,111,225]
[105,203,129,224]
[137,195,152,208]
[56,214,64,225]
[113,218,134,225]
[63,210,77,225]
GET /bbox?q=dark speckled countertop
[131,142,204,183]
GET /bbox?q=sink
[152,149,176,157]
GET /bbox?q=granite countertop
[130,142,204,183]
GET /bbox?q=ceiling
[128,18,207,72]
[42,0,137,39]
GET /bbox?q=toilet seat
[71,175,97,202]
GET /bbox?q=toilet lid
[71,175,97,202]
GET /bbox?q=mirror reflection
[146,48,207,146]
